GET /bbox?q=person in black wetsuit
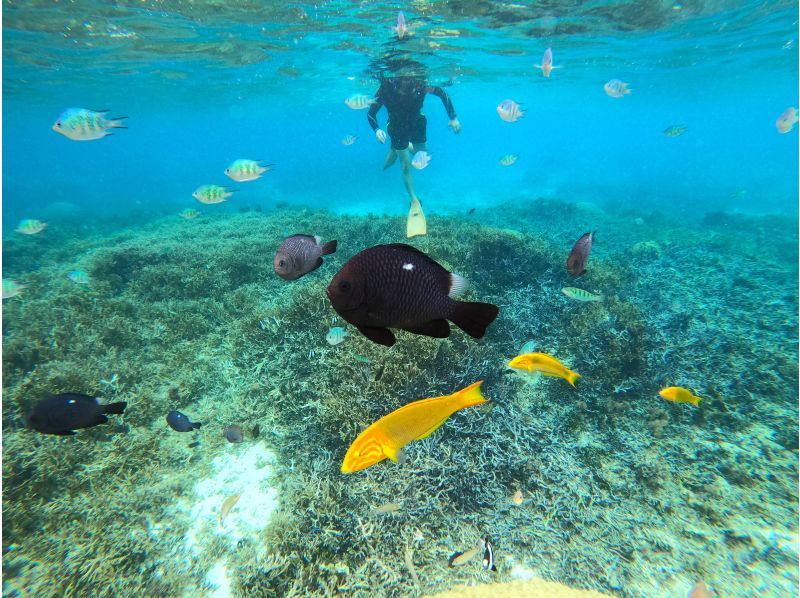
[367,74,460,237]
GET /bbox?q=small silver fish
[2,279,26,299]
[193,185,233,205]
[67,270,90,285]
[341,135,357,146]
[326,326,348,346]
[498,154,518,166]
[411,151,431,170]
[15,219,46,235]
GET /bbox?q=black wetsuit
[367,77,457,150]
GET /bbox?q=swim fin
[406,198,427,238]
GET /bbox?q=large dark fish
[166,410,202,432]
[274,234,337,281]
[27,393,127,435]
[566,231,595,277]
[326,243,499,347]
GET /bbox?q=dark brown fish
[223,425,244,443]
[566,231,595,277]
[274,234,337,281]
[28,393,127,436]
[326,244,499,347]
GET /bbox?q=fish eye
[339,280,351,292]
[55,122,61,127]
[279,259,286,267]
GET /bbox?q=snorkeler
[367,73,460,237]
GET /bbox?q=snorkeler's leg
[383,148,398,170]
[397,148,418,202]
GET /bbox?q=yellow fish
[341,381,488,474]
[508,352,581,387]
[659,386,702,406]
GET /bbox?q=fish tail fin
[450,301,499,339]
[104,401,127,415]
[534,64,543,69]
[568,371,581,388]
[321,240,338,255]
[109,117,128,128]
[692,396,702,407]
[454,380,488,409]
[192,422,203,430]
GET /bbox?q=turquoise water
[3,2,799,597]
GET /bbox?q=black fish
[166,410,202,432]
[274,234,337,281]
[326,243,499,347]
[27,393,127,436]
[567,231,595,277]
[467,208,476,215]
[481,535,497,572]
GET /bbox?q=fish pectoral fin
[308,257,324,273]
[402,319,450,338]
[383,445,405,463]
[356,326,396,347]
[96,415,109,424]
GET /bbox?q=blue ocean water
[3,2,799,597]
[3,2,798,225]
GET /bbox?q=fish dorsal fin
[383,243,431,260]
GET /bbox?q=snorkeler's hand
[448,118,461,134]
[376,129,387,144]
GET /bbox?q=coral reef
[2,199,797,597]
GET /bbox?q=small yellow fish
[508,352,581,387]
[344,94,374,110]
[2,279,26,299]
[561,287,604,302]
[180,208,200,219]
[219,493,242,527]
[341,381,488,474]
[659,386,703,407]
[664,125,688,138]
[193,184,233,205]
[15,219,47,235]
[499,154,518,166]
[511,489,524,505]
[225,159,273,182]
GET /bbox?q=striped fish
[325,326,348,346]
[498,154,518,166]
[341,135,357,146]
[224,159,274,182]
[52,108,127,141]
[345,94,375,110]
[561,287,604,302]
[496,99,524,122]
[15,219,46,235]
[193,184,233,205]
[2,279,26,299]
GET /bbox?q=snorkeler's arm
[367,96,384,131]
[426,86,457,120]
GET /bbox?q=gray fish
[28,393,127,436]
[223,425,244,443]
[274,234,337,281]
[567,231,595,277]
[166,410,202,432]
